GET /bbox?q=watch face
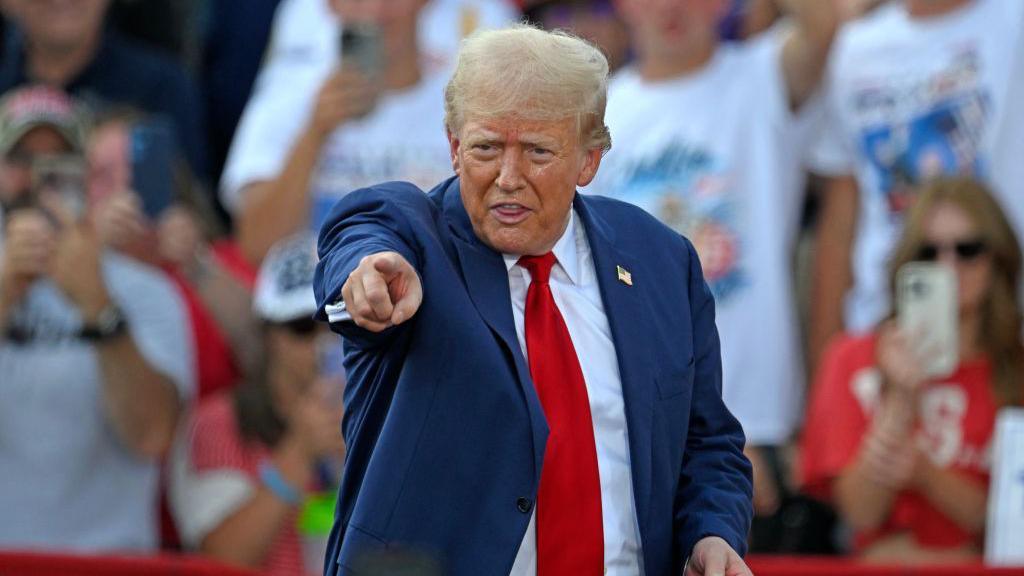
[80,305,126,341]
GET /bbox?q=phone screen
[130,118,177,219]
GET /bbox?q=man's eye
[531,147,553,156]
[472,144,495,152]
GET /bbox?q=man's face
[448,115,602,256]
[9,0,110,52]
[616,0,725,49]
[0,126,73,209]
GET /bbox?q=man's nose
[496,149,525,193]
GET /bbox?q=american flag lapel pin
[616,265,633,286]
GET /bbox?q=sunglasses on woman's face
[915,238,988,262]
[274,317,319,336]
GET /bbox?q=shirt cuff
[325,300,352,323]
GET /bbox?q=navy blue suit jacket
[313,177,753,576]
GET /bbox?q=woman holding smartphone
[170,233,346,576]
[801,177,1024,562]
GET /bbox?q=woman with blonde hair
[801,177,1024,562]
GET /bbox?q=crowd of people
[0,0,1021,574]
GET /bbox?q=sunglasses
[272,317,319,336]
[915,239,988,262]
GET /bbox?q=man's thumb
[704,551,727,576]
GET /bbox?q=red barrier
[747,556,1024,576]
[0,551,260,576]
[3,551,1023,576]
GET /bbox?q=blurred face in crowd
[0,126,72,211]
[86,119,131,205]
[6,0,110,54]
[533,2,631,73]
[616,0,727,60]
[918,200,993,314]
[266,319,329,404]
[449,115,602,256]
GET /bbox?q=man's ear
[447,130,461,175]
[576,147,604,187]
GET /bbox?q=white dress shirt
[505,211,644,576]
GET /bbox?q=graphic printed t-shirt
[802,333,998,550]
[810,0,1024,331]
[588,33,810,444]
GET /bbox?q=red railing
[747,556,1024,576]
[0,551,260,576]
[2,551,1023,575]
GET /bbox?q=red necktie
[519,253,604,575]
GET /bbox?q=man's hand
[49,217,111,323]
[92,190,153,257]
[342,251,422,332]
[685,537,752,576]
[308,68,380,140]
[0,209,55,320]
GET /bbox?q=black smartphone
[340,23,383,76]
[130,118,177,219]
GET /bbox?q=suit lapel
[574,195,656,534]
[441,179,550,480]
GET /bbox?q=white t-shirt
[587,32,810,445]
[0,252,194,551]
[809,0,1024,332]
[220,0,518,213]
[308,72,454,231]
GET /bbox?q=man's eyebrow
[464,134,503,146]
[518,133,560,147]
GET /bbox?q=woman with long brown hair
[802,177,1024,562]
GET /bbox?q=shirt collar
[502,210,581,286]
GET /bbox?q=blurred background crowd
[0,0,1021,574]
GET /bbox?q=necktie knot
[518,252,557,285]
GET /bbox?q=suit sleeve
[313,182,429,349]
[674,238,754,560]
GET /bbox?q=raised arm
[809,175,859,378]
[313,182,430,348]
[236,69,380,265]
[778,0,840,110]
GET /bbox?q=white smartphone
[896,262,958,378]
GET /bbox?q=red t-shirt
[188,394,304,576]
[801,333,997,550]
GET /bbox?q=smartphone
[896,262,958,378]
[31,154,87,221]
[129,118,177,219]
[339,23,383,77]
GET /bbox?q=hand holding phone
[31,154,87,222]
[340,23,382,77]
[130,118,177,220]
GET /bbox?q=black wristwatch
[79,305,128,342]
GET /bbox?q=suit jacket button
[516,497,533,514]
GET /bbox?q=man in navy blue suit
[313,24,753,576]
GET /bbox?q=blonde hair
[888,177,1024,406]
[444,24,612,153]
